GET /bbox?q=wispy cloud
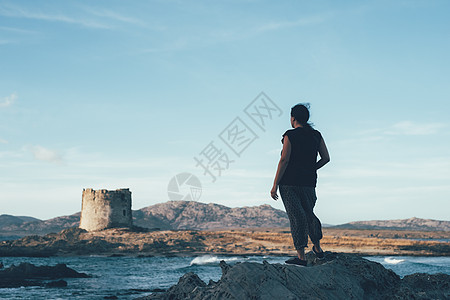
[0,138,8,144]
[81,7,146,27]
[266,148,282,156]
[0,4,112,29]
[140,11,333,54]
[0,26,40,45]
[356,121,447,139]
[255,13,333,33]
[322,158,450,182]
[0,93,17,107]
[385,121,446,136]
[0,25,38,34]
[29,145,63,164]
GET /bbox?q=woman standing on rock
[270,103,330,266]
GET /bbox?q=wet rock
[109,254,125,257]
[160,272,207,298]
[0,262,89,288]
[142,252,450,300]
[45,279,67,288]
[219,260,231,276]
[393,272,450,299]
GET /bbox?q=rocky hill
[333,217,450,231]
[0,213,80,238]
[0,215,40,227]
[2,202,449,239]
[0,201,290,238]
[133,201,289,230]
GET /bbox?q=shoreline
[1,227,448,258]
[49,252,450,258]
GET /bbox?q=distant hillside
[0,213,80,237]
[0,201,290,237]
[2,203,448,239]
[332,217,450,231]
[0,215,40,227]
[133,201,290,230]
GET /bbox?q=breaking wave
[190,255,240,266]
[384,257,405,265]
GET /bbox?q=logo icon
[167,172,202,201]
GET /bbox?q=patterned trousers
[279,185,323,249]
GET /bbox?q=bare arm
[271,135,291,200]
[316,137,330,170]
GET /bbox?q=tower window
[123,210,126,216]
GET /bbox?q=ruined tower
[80,188,132,231]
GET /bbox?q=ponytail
[291,103,314,130]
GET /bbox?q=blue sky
[1,0,449,224]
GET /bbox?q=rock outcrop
[141,252,450,300]
[0,262,89,288]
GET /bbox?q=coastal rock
[142,252,450,300]
[45,279,68,287]
[395,273,450,299]
[0,262,89,288]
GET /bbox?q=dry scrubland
[1,227,448,257]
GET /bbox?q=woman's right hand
[270,185,278,201]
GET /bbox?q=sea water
[0,255,448,300]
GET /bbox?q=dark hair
[291,103,314,129]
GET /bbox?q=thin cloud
[253,4,373,34]
[29,145,63,164]
[82,7,146,27]
[0,93,17,107]
[357,121,446,139]
[266,148,282,156]
[0,4,112,29]
[385,121,446,136]
[140,12,333,54]
[323,159,450,182]
[255,13,333,33]
[0,138,8,144]
[0,26,38,34]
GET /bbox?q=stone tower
[80,188,132,231]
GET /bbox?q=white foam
[190,255,240,266]
[384,257,405,265]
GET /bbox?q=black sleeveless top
[279,127,322,187]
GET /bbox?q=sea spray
[190,255,240,266]
[384,257,405,265]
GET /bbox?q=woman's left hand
[270,185,278,201]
